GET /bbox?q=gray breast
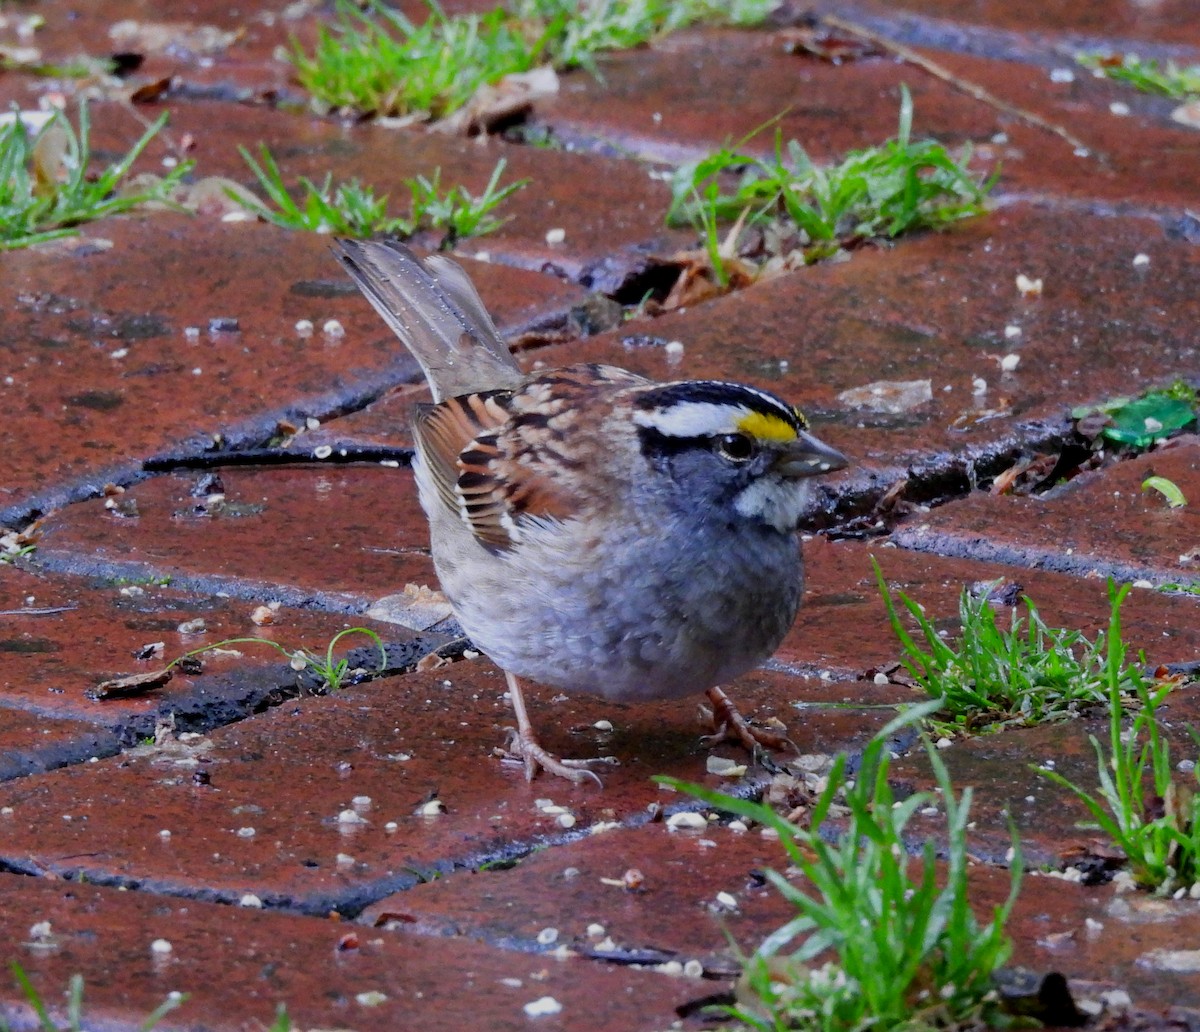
[434,505,804,703]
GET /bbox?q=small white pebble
[715,891,738,910]
[727,820,748,833]
[236,827,256,838]
[1112,870,1137,894]
[664,340,685,357]
[1004,324,1022,339]
[416,799,447,817]
[384,821,398,833]
[1109,101,1131,116]
[313,444,333,459]
[500,977,522,988]
[184,327,200,340]
[1015,273,1043,296]
[873,672,889,685]
[338,809,367,824]
[29,921,52,939]
[536,927,558,945]
[239,894,263,908]
[336,853,355,868]
[683,959,705,979]
[1101,989,1132,1010]
[322,318,345,337]
[936,737,953,750]
[592,720,613,732]
[110,348,128,359]
[150,939,173,955]
[294,319,313,336]
[760,827,779,840]
[555,813,576,829]
[356,991,388,1007]
[1085,917,1104,934]
[524,996,563,1018]
[1000,353,1021,372]
[666,811,708,831]
[972,377,988,395]
[1178,759,1196,773]
[158,829,172,839]
[1132,253,1150,267]
[1049,67,1075,83]
[0,807,12,816]
[562,867,580,879]
[706,755,747,777]
[544,227,566,245]
[586,923,605,938]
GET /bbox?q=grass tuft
[667,86,992,264]
[0,103,192,250]
[1077,51,1200,99]
[237,145,526,244]
[163,627,387,692]
[1035,584,1200,895]
[659,701,1021,1031]
[289,0,774,120]
[0,963,185,1032]
[875,558,1146,734]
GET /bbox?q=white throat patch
[734,476,811,533]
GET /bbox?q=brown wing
[414,364,650,551]
[412,390,578,551]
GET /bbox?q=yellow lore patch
[737,409,797,442]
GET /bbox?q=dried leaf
[88,667,173,700]
[435,65,559,135]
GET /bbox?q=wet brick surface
[2,0,1200,1027]
[1,215,586,526]
[33,464,437,610]
[895,440,1200,586]
[0,873,696,1032]
[0,563,424,755]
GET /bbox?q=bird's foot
[701,685,799,755]
[496,729,618,786]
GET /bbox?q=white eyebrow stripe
[632,401,749,438]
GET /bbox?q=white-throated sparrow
[334,239,848,784]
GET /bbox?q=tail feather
[333,239,523,402]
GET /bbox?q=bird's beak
[772,430,849,479]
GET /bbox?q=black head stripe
[634,380,802,430]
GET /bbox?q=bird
[333,239,848,785]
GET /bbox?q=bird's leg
[498,670,618,785]
[701,685,799,755]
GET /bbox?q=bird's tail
[333,239,524,402]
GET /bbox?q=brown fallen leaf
[779,25,884,63]
[129,76,174,105]
[435,65,559,135]
[87,667,173,701]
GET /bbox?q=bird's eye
[715,433,755,462]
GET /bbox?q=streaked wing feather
[413,392,574,551]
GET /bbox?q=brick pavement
[1,1,1199,1028]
